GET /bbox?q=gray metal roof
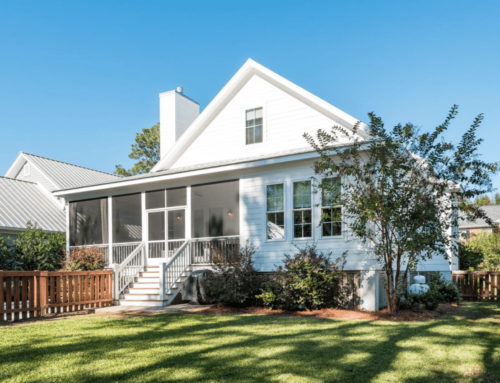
[22,152,120,190]
[459,205,500,228]
[0,177,65,232]
[55,146,318,192]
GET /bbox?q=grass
[1,303,500,382]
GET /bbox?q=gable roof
[459,205,500,229]
[152,59,371,172]
[0,177,65,232]
[5,152,120,190]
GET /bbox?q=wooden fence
[1,270,113,322]
[452,271,500,301]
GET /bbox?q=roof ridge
[0,176,37,185]
[21,152,120,177]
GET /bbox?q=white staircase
[118,265,192,306]
[113,239,193,307]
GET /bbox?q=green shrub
[401,272,461,312]
[257,244,347,311]
[0,223,65,271]
[204,242,264,307]
[0,235,16,270]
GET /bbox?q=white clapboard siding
[171,75,356,170]
[14,160,57,192]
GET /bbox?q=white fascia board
[53,151,322,198]
[4,152,27,178]
[152,58,370,173]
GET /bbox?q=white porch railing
[190,236,240,264]
[113,242,141,264]
[113,242,146,298]
[148,240,185,258]
[159,239,191,300]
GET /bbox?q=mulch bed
[182,303,461,322]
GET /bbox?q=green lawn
[1,303,500,383]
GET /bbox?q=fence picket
[21,277,28,320]
[0,270,113,323]
[453,271,500,301]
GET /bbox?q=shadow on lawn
[1,303,500,382]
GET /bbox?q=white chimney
[159,87,199,159]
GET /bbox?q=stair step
[130,282,159,288]
[141,272,160,277]
[135,277,160,283]
[126,288,160,294]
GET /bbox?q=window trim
[244,106,265,146]
[320,177,343,239]
[292,179,314,240]
[265,182,286,242]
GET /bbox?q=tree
[494,192,500,205]
[115,123,160,176]
[305,105,497,313]
[464,231,500,271]
[474,195,492,206]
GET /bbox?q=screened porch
[68,180,240,265]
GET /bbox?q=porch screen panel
[191,180,239,238]
[146,190,165,209]
[69,198,108,245]
[167,187,187,207]
[148,212,165,241]
[112,193,142,243]
[168,210,185,239]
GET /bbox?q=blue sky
[1,1,499,192]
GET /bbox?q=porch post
[186,186,192,263]
[108,196,113,265]
[159,262,166,301]
[141,192,148,265]
[65,201,70,257]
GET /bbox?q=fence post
[159,262,166,301]
[109,264,120,305]
[39,271,48,316]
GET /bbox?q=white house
[52,59,458,310]
[0,152,119,240]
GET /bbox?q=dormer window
[246,107,263,145]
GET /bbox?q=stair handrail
[160,239,191,300]
[113,242,146,299]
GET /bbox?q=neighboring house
[459,205,500,237]
[0,152,120,240]
[52,59,458,310]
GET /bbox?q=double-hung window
[321,178,342,237]
[266,184,284,240]
[246,107,263,145]
[293,180,312,238]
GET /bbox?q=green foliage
[305,105,497,312]
[257,244,346,310]
[458,241,483,270]
[61,245,107,271]
[465,231,500,271]
[115,123,160,176]
[474,195,492,206]
[0,235,16,270]
[0,223,66,271]
[494,192,500,205]
[401,273,461,312]
[204,242,264,307]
